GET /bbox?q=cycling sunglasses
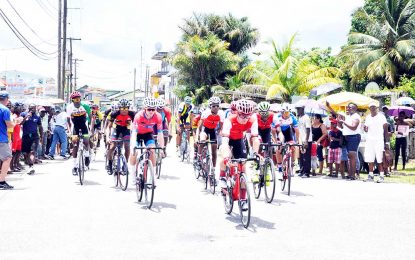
[210,104,219,108]
[120,107,129,110]
[71,98,81,102]
[259,111,269,116]
[147,108,156,112]
[238,113,251,119]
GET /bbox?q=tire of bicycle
[119,154,129,191]
[252,162,262,199]
[239,173,251,228]
[287,156,292,196]
[223,167,234,214]
[280,158,287,191]
[186,142,191,164]
[203,154,210,190]
[113,153,119,187]
[193,159,201,179]
[78,149,85,185]
[208,158,215,195]
[156,157,162,179]
[135,160,144,203]
[263,159,276,203]
[144,160,155,209]
[181,142,186,162]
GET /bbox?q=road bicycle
[252,142,277,203]
[90,128,99,162]
[179,128,191,163]
[277,142,303,196]
[112,139,129,191]
[75,129,86,185]
[222,157,257,228]
[197,140,217,194]
[153,135,163,179]
[134,145,163,209]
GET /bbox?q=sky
[0,0,364,91]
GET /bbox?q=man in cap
[47,106,70,159]
[363,102,389,183]
[0,91,15,189]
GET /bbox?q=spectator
[46,107,55,155]
[47,107,70,159]
[327,119,342,178]
[327,102,361,180]
[20,103,43,175]
[10,103,24,172]
[296,105,311,177]
[38,107,49,159]
[382,106,394,176]
[394,111,409,171]
[0,91,15,190]
[363,103,389,183]
[311,114,327,175]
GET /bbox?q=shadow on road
[159,175,181,181]
[288,191,313,197]
[225,214,276,231]
[148,202,177,213]
[76,180,101,186]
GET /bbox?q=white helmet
[143,97,157,108]
[184,96,192,104]
[157,98,165,109]
[281,103,291,112]
[208,96,221,106]
[236,99,256,115]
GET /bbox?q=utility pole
[145,65,150,97]
[57,0,62,99]
[61,0,67,100]
[133,68,136,109]
[73,58,83,90]
[140,44,143,92]
[67,38,81,100]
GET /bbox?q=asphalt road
[1,144,414,260]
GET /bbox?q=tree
[340,0,415,87]
[239,35,342,101]
[350,0,384,34]
[171,34,241,104]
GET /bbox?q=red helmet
[70,91,81,99]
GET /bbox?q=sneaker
[85,157,90,167]
[60,155,69,160]
[0,182,14,190]
[277,171,283,181]
[45,155,54,160]
[377,176,385,183]
[364,175,374,182]
[251,173,259,183]
[27,168,35,175]
[240,200,249,211]
[72,167,78,176]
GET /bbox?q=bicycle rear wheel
[208,158,215,194]
[223,185,233,214]
[144,160,155,209]
[186,141,191,164]
[239,173,251,228]
[155,150,162,179]
[193,158,201,179]
[203,154,210,190]
[135,160,144,202]
[78,150,85,185]
[264,159,276,203]
[113,153,119,187]
[280,160,287,191]
[119,154,129,191]
[287,156,292,196]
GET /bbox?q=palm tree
[239,35,342,101]
[339,0,415,86]
[172,34,241,104]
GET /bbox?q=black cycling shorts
[73,124,89,136]
[136,132,155,146]
[202,127,217,141]
[229,138,247,159]
[258,128,271,144]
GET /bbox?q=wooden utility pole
[61,0,67,100]
[133,68,136,109]
[67,38,81,99]
[73,58,83,90]
[57,0,62,99]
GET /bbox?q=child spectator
[327,119,343,177]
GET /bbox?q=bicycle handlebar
[134,146,164,150]
[229,157,258,164]
[197,140,217,144]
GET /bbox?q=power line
[5,0,56,46]
[35,0,56,19]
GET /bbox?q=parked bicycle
[112,139,129,191]
[222,157,257,228]
[252,142,277,203]
[134,146,163,209]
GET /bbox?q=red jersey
[192,114,201,129]
[222,114,258,140]
[133,110,162,134]
[109,110,135,129]
[163,107,172,123]
[201,109,224,129]
[256,112,276,130]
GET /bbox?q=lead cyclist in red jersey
[129,97,164,174]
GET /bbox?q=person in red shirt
[11,103,23,172]
[129,97,164,173]
[196,96,224,175]
[219,99,259,210]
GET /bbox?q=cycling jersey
[109,110,135,129]
[221,114,258,140]
[177,102,193,124]
[104,108,112,120]
[133,110,162,134]
[67,102,91,135]
[91,111,103,129]
[274,113,298,142]
[256,112,278,130]
[192,114,201,129]
[161,107,172,124]
[201,109,224,129]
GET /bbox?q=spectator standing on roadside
[10,103,24,172]
[0,91,15,189]
[363,103,389,183]
[327,102,361,180]
[38,107,49,159]
[311,114,327,175]
[394,111,409,171]
[20,104,43,175]
[47,107,70,159]
[296,104,311,177]
[327,119,342,177]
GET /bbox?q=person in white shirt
[296,104,312,177]
[46,107,71,159]
[326,101,361,180]
[363,102,389,183]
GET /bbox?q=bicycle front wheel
[239,173,251,228]
[119,154,129,191]
[113,153,119,187]
[252,162,262,199]
[264,159,276,203]
[79,150,85,185]
[135,161,144,202]
[287,156,292,196]
[203,155,210,190]
[144,160,155,209]
[208,158,215,195]
[155,151,162,179]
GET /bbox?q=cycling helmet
[111,102,118,110]
[281,103,291,112]
[143,97,156,108]
[118,98,130,108]
[230,101,237,111]
[91,104,99,110]
[14,102,24,108]
[157,98,166,109]
[184,96,192,105]
[257,101,270,112]
[70,91,81,99]
[236,99,255,115]
[208,96,221,106]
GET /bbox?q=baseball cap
[369,102,377,108]
[382,105,389,110]
[0,91,9,98]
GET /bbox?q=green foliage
[396,75,415,98]
[171,34,241,104]
[350,0,384,34]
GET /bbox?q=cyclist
[67,91,92,175]
[224,100,237,119]
[176,96,193,152]
[102,102,118,145]
[155,98,171,149]
[191,107,201,160]
[130,97,165,177]
[106,99,135,174]
[196,96,224,175]
[219,99,259,210]
[274,103,301,180]
[90,104,103,148]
